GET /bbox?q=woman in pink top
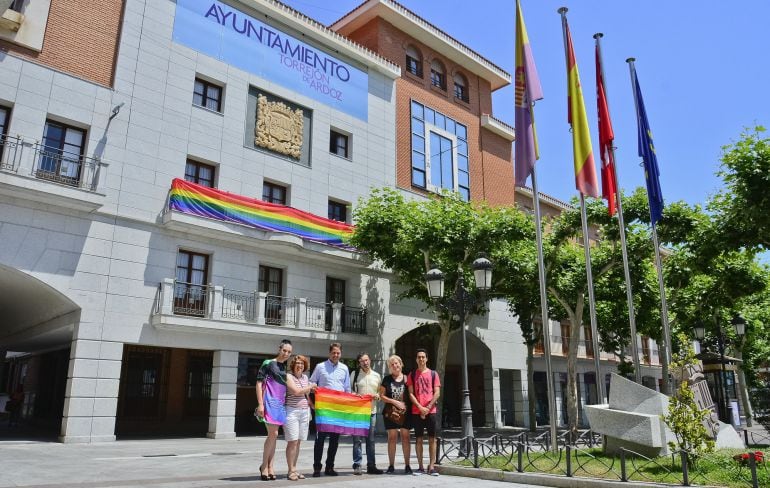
[284,355,315,481]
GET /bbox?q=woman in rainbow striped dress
[256,339,292,481]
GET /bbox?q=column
[60,338,123,443]
[207,350,238,439]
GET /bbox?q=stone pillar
[210,285,223,320]
[60,338,123,443]
[256,291,267,325]
[491,368,502,428]
[297,298,307,329]
[332,303,342,332]
[161,278,174,315]
[207,350,237,439]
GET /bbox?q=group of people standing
[255,339,442,481]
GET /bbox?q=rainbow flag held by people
[313,387,372,436]
[168,178,354,248]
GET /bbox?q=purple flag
[514,0,543,187]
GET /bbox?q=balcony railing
[0,133,23,171]
[33,143,104,191]
[154,279,367,335]
[173,281,209,317]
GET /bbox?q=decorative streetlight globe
[472,256,493,291]
[731,314,746,337]
[424,268,445,299]
[694,321,705,341]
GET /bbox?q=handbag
[383,403,406,426]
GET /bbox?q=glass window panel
[43,123,64,148]
[411,151,425,170]
[430,133,442,188]
[457,139,468,156]
[411,133,425,151]
[410,101,423,119]
[411,118,424,135]
[412,169,425,187]
[456,123,467,140]
[459,187,470,201]
[198,165,212,181]
[445,118,455,134]
[458,154,469,171]
[424,108,435,125]
[193,93,204,106]
[191,269,204,285]
[434,112,446,130]
[459,171,469,187]
[194,80,205,96]
[192,255,206,270]
[0,107,7,129]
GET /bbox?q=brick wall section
[344,18,516,206]
[0,0,124,87]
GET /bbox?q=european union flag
[632,69,664,225]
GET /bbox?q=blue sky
[280,0,769,207]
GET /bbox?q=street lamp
[694,316,746,422]
[424,256,493,445]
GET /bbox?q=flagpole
[595,33,642,388]
[626,58,672,394]
[559,6,604,407]
[531,170,559,450]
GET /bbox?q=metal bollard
[748,452,758,488]
[566,444,572,477]
[472,438,479,468]
[517,434,524,473]
[744,428,750,446]
[680,451,690,487]
[620,448,627,482]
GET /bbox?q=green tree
[662,333,715,457]
[350,188,534,422]
[711,126,770,251]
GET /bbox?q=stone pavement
[0,435,542,488]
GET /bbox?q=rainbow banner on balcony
[313,387,372,436]
[168,178,354,248]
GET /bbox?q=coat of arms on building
[255,95,304,159]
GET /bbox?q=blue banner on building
[173,0,369,120]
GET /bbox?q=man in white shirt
[350,352,383,475]
[309,342,349,477]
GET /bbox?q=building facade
[0,0,661,442]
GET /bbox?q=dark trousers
[313,431,340,470]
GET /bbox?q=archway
[394,323,492,428]
[0,264,80,439]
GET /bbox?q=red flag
[596,44,617,215]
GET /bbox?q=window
[262,181,287,205]
[533,318,544,354]
[405,45,423,77]
[259,265,284,325]
[430,60,446,90]
[37,120,86,186]
[326,277,346,331]
[184,351,212,417]
[454,73,469,102]
[193,78,222,112]
[410,101,470,200]
[583,325,594,358]
[0,106,10,165]
[642,336,651,364]
[184,159,215,188]
[329,130,349,158]
[328,200,348,223]
[10,0,25,12]
[174,250,209,317]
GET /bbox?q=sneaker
[367,465,384,475]
[429,468,440,477]
[386,465,395,474]
[312,470,321,478]
[353,465,362,476]
[324,468,339,476]
[413,468,425,476]
[404,465,413,475]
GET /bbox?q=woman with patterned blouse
[284,354,316,481]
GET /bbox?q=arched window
[430,59,446,90]
[405,45,422,77]
[453,72,469,102]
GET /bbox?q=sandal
[259,465,268,481]
[296,473,306,479]
[288,472,299,481]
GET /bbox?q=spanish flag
[314,387,372,436]
[562,14,598,197]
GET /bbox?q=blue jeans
[352,413,377,467]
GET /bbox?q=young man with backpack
[407,348,441,476]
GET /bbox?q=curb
[436,464,720,488]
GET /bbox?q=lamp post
[425,256,493,445]
[694,315,746,423]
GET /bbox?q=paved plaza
[0,435,545,488]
